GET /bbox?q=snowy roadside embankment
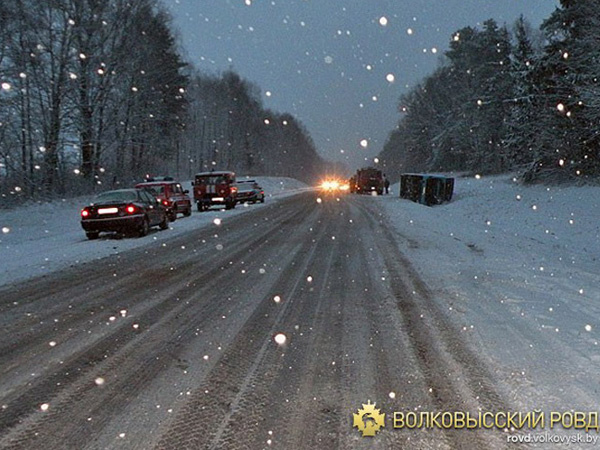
[379,176,600,415]
[0,177,310,288]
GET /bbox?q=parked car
[235,180,265,204]
[80,189,169,239]
[192,171,238,211]
[135,177,192,221]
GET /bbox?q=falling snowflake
[274,333,287,345]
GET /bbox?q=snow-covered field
[0,177,310,287]
[379,176,600,415]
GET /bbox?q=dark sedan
[80,189,169,239]
[235,180,265,204]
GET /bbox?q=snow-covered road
[1,175,599,448]
[1,190,508,449]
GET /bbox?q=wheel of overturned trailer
[86,231,99,240]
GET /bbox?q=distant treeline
[379,1,600,184]
[0,0,323,203]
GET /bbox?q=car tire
[260,197,265,203]
[159,214,169,230]
[138,217,150,237]
[183,206,192,217]
[86,231,99,240]
[169,210,177,222]
[197,203,205,212]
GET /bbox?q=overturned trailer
[400,173,454,206]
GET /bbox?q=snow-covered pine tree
[529,0,600,181]
[504,16,541,168]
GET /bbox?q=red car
[135,177,192,221]
[81,189,169,239]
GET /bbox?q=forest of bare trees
[379,1,600,184]
[178,71,325,181]
[0,0,323,205]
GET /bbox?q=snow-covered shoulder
[379,175,600,414]
[0,176,309,288]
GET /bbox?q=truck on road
[352,167,384,195]
[193,171,238,211]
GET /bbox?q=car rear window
[138,190,156,204]
[143,185,165,196]
[95,191,138,202]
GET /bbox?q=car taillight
[81,209,90,218]
[126,205,137,214]
[163,200,169,206]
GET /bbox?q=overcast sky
[165,0,558,170]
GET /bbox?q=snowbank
[379,176,600,415]
[0,177,310,287]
